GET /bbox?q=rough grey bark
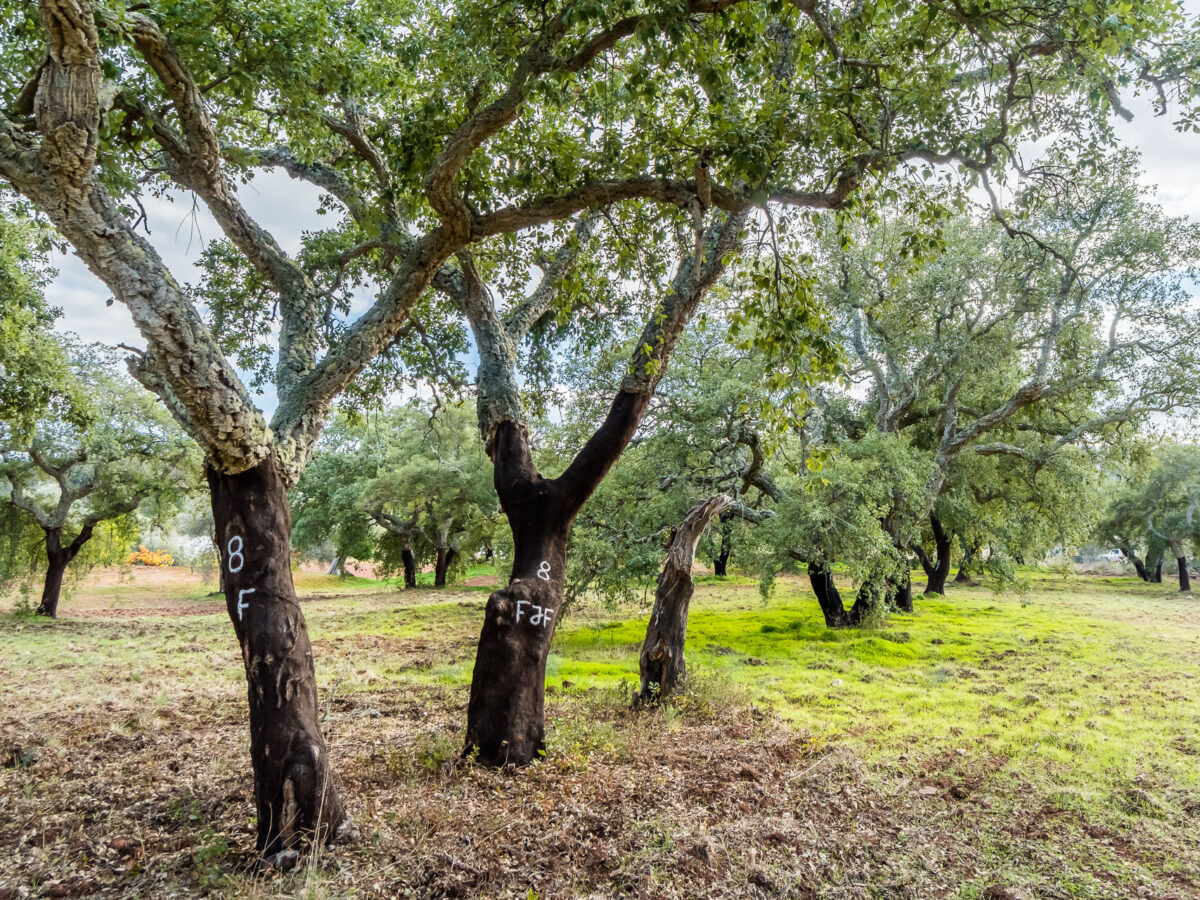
[637,495,732,703]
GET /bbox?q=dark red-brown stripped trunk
[809,562,847,628]
[808,562,875,628]
[1177,557,1191,592]
[1150,552,1164,583]
[434,547,456,588]
[1120,547,1149,581]
[712,516,732,576]
[434,546,452,587]
[924,516,952,595]
[954,544,977,584]
[207,458,349,857]
[401,542,417,588]
[890,569,914,612]
[914,547,936,582]
[465,392,649,766]
[37,525,93,618]
[637,496,731,703]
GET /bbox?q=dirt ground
[1,569,1198,899]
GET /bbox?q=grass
[1,568,1198,898]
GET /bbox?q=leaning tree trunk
[924,515,952,595]
[207,458,350,857]
[637,495,731,703]
[37,525,93,618]
[1120,547,1149,581]
[465,393,648,766]
[808,562,849,628]
[914,546,936,582]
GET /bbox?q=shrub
[127,545,174,567]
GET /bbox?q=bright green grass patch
[546,575,1200,819]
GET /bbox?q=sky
[43,60,1200,416]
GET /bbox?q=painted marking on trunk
[237,587,256,620]
[536,560,551,581]
[514,599,554,628]
[227,535,245,573]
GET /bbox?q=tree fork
[37,524,93,618]
[637,495,731,704]
[808,562,849,628]
[465,393,650,766]
[207,458,353,858]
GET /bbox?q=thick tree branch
[126,14,321,396]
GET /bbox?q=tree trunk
[37,525,93,618]
[1151,556,1163,583]
[206,458,350,857]
[1177,558,1191,592]
[434,546,450,587]
[712,516,732,576]
[913,546,935,581]
[890,569,914,613]
[924,516,952,595]
[637,496,731,703]
[808,562,849,628]
[809,562,876,628]
[713,550,729,576]
[401,542,417,588]
[954,545,977,584]
[214,533,227,593]
[465,392,649,766]
[1119,546,1149,581]
[464,484,569,765]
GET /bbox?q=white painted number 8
[227,535,245,574]
[536,560,551,582]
